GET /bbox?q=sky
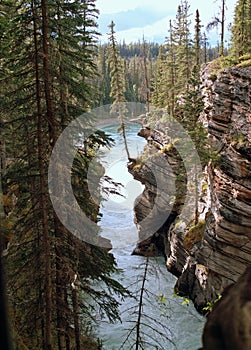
[95,0,237,44]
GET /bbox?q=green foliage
[172,290,190,306]
[202,294,222,313]
[180,66,211,167]
[0,1,129,348]
[152,1,194,111]
[194,9,203,67]
[229,129,249,149]
[107,21,126,107]
[181,297,190,306]
[237,53,251,66]
[157,294,167,304]
[107,21,131,159]
[231,0,251,58]
[207,56,237,79]
[151,45,169,108]
[95,41,156,106]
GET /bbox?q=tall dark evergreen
[0,1,127,349]
[181,66,209,224]
[107,21,130,160]
[173,0,193,91]
[194,9,202,67]
[151,45,168,108]
[151,0,193,112]
[141,36,151,112]
[231,0,251,57]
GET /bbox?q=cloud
[99,16,172,44]
[98,7,168,34]
[96,0,176,15]
[97,1,236,45]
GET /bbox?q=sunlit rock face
[185,65,251,310]
[130,64,251,311]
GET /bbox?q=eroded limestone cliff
[129,64,251,311]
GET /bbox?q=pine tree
[152,1,193,113]
[95,45,112,106]
[107,21,130,160]
[172,0,193,92]
[141,36,151,112]
[202,32,209,63]
[194,9,203,67]
[231,0,251,58]
[1,1,128,348]
[166,19,177,115]
[151,45,167,108]
[181,66,208,224]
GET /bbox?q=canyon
[129,63,251,312]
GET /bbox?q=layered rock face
[130,65,251,311]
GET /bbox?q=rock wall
[201,265,251,350]
[130,65,251,311]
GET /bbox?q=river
[96,123,205,350]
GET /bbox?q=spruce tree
[231,0,251,58]
[167,19,177,115]
[151,45,167,108]
[1,1,128,348]
[152,1,193,112]
[107,21,130,159]
[172,0,193,92]
[181,66,208,224]
[194,9,202,67]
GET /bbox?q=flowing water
[96,123,205,350]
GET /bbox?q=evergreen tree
[151,1,193,113]
[151,45,168,108]
[167,19,177,115]
[172,0,193,92]
[181,66,208,224]
[202,32,209,63]
[1,1,127,348]
[96,45,112,106]
[141,36,151,111]
[107,21,130,159]
[194,9,203,67]
[231,0,251,57]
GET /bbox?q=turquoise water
[96,124,205,349]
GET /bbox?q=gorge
[129,63,251,312]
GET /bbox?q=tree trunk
[142,38,150,112]
[41,0,56,147]
[0,163,12,350]
[136,258,149,350]
[72,287,81,350]
[194,159,199,225]
[40,1,54,348]
[121,122,130,160]
[220,0,225,56]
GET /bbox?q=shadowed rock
[201,265,251,350]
